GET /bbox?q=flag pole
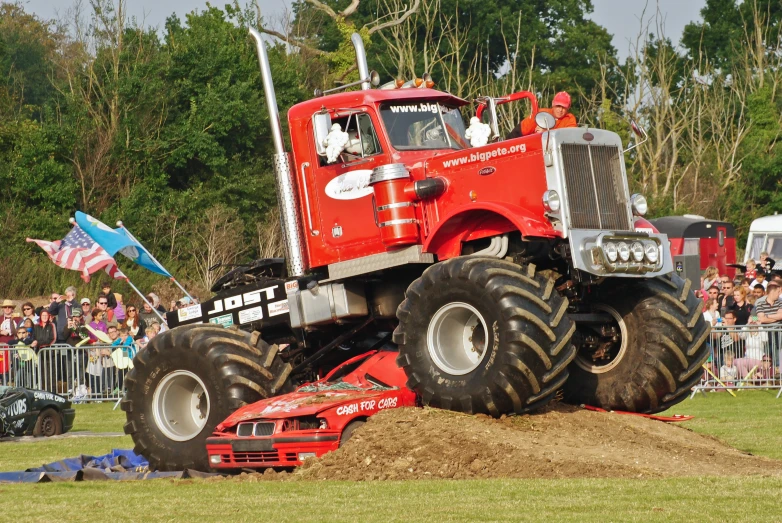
[68,218,167,324]
[116,221,194,301]
[124,277,168,325]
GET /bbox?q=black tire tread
[121,324,289,471]
[395,256,576,416]
[565,273,710,414]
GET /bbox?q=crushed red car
[206,350,417,470]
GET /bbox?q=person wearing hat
[508,91,578,138]
[0,300,21,339]
[80,298,93,324]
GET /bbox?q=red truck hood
[216,350,412,431]
[217,388,393,430]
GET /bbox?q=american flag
[27,225,125,282]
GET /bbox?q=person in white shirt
[703,298,721,326]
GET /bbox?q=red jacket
[520,108,577,136]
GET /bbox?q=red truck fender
[423,202,561,260]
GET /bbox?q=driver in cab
[507,91,577,138]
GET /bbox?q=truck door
[304,110,389,267]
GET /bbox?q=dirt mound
[287,404,782,480]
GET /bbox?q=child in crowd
[719,350,738,385]
[745,259,757,280]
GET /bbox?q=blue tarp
[0,449,219,483]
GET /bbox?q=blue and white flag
[74,211,172,278]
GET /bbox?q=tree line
[1,0,779,298]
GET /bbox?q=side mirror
[370,70,380,87]
[312,112,332,156]
[630,120,645,138]
[624,119,649,153]
[535,112,556,131]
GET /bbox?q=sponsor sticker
[238,306,264,324]
[324,169,374,200]
[268,300,289,317]
[177,304,202,322]
[285,280,299,293]
[209,313,234,328]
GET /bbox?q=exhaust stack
[350,33,371,91]
[249,27,308,277]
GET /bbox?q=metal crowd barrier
[691,324,782,398]
[0,343,138,403]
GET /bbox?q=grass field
[0,392,781,522]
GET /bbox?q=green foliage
[0,1,307,297]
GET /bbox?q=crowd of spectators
[0,282,197,398]
[699,252,782,386]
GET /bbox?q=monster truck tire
[563,274,710,414]
[33,408,63,437]
[121,324,292,471]
[394,257,577,416]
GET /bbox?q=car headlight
[209,455,221,465]
[631,194,647,216]
[645,243,659,263]
[604,242,618,262]
[631,242,644,262]
[543,190,561,212]
[617,242,630,262]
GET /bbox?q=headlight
[209,455,221,465]
[543,190,561,212]
[631,194,647,216]
[604,242,618,262]
[298,452,317,461]
[631,242,644,262]
[617,242,630,262]
[645,243,659,263]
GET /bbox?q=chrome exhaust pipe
[249,27,308,277]
[351,33,371,90]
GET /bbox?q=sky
[19,0,707,60]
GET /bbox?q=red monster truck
[122,30,710,471]
[205,350,415,470]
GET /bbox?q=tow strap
[583,405,694,422]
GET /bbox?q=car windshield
[380,102,469,151]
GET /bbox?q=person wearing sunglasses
[96,294,115,323]
[20,302,39,324]
[124,306,143,340]
[80,298,93,324]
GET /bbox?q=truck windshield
[380,102,469,150]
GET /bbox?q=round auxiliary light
[604,242,618,263]
[645,243,659,263]
[631,242,644,262]
[543,190,561,212]
[631,193,648,216]
[617,242,630,262]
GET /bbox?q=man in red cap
[508,91,578,138]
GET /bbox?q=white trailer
[745,214,782,262]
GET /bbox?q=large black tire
[121,325,292,471]
[33,408,63,437]
[393,257,576,416]
[564,274,710,413]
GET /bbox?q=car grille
[236,421,276,437]
[221,451,298,464]
[560,143,631,231]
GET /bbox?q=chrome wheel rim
[427,302,489,375]
[152,370,210,442]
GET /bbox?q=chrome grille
[560,143,631,231]
[236,421,275,437]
